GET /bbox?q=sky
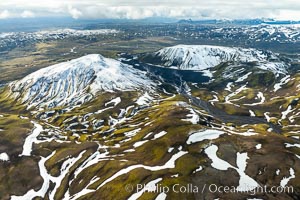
[0,0,300,21]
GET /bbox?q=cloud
[21,10,35,18]
[0,0,299,20]
[68,5,82,19]
[0,10,10,19]
[277,10,300,21]
[74,6,278,20]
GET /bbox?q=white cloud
[68,5,82,19]
[277,10,300,20]
[0,10,10,19]
[0,0,299,20]
[21,10,35,18]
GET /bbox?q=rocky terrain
[0,41,300,200]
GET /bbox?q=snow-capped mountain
[212,25,300,43]
[0,29,119,50]
[9,54,155,109]
[148,45,287,74]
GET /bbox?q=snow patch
[280,168,295,187]
[244,92,265,106]
[97,151,187,189]
[255,144,262,150]
[182,108,199,124]
[274,75,290,92]
[133,140,149,148]
[186,130,224,144]
[281,105,295,121]
[285,143,300,148]
[205,145,259,191]
[20,122,43,156]
[128,178,162,200]
[136,92,154,106]
[249,110,255,117]
[193,166,203,173]
[236,72,252,83]
[152,131,167,140]
[0,153,9,161]
[105,97,121,107]
[155,192,167,200]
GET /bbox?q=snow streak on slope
[128,178,162,200]
[205,145,259,191]
[154,45,287,74]
[186,130,224,144]
[9,54,155,109]
[97,151,187,189]
[20,122,43,156]
[11,152,56,200]
[12,150,86,200]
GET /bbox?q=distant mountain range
[178,18,300,25]
[1,17,300,32]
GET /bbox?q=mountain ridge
[140,45,288,75]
